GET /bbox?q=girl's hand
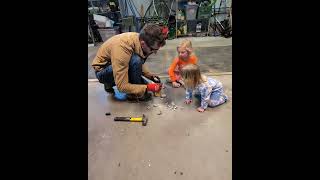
[172,81,181,88]
[185,99,192,104]
[197,107,205,112]
[176,80,185,86]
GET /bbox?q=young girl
[167,39,198,88]
[181,64,228,112]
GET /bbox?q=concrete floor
[89,75,232,180]
[88,36,232,180]
[88,37,232,79]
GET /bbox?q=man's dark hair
[139,23,166,47]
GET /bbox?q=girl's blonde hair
[177,39,193,55]
[181,64,204,89]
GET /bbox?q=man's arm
[142,64,153,79]
[111,46,147,97]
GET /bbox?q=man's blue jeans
[95,54,147,90]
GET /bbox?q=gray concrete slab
[88,75,232,180]
[146,46,232,75]
[88,37,232,79]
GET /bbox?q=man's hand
[150,75,161,83]
[197,107,205,112]
[172,82,181,88]
[147,83,162,92]
[185,99,192,104]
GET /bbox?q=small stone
[157,111,162,115]
[153,104,158,107]
[118,163,120,167]
[174,171,177,174]
[226,150,228,152]
[180,172,183,175]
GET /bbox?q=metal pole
[88,15,96,46]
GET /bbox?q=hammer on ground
[114,114,148,126]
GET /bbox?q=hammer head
[142,114,148,126]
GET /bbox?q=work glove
[146,83,162,92]
[150,75,161,83]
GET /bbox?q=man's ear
[140,40,146,47]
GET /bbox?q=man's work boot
[104,84,114,94]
